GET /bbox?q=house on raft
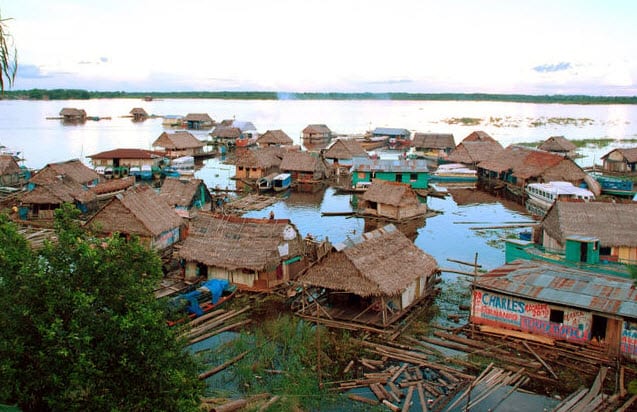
[470,259,637,361]
[447,131,504,167]
[177,213,307,291]
[600,147,637,173]
[357,180,430,239]
[86,185,184,251]
[536,201,637,264]
[59,107,87,123]
[301,124,332,144]
[477,145,591,190]
[256,129,294,147]
[279,150,330,192]
[350,158,430,189]
[152,131,205,159]
[233,146,288,190]
[410,132,455,161]
[0,154,27,187]
[209,125,242,147]
[159,177,212,218]
[322,138,369,175]
[88,148,164,179]
[537,135,578,158]
[295,224,440,330]
[129,107,149,121]
[183,113,215,130]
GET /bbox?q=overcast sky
[1,0,636,95]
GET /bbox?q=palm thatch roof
[0,155,22,175]
[280,151,327,173]
[446,141,503,164]
[538,136,577,152]
[462,130,496,142]
[159,177,209,207]
[478,145,586,182]
[91,176,135,195]
[21,178,96,205]
[601,147,637,163]
[303,124,331,135]
[541,201,637,247]
[59,108,86,117]
[361,180,418,207]
[210,126,241,139]
[129,107,148,116]
[257,129,293,146]
[178,213,305,271]
[152,131,204,150]
[412,133,455,149]
[87,185,182,237]
[88,148,162,160]
[235,146,287,169]
[300,225,438,297]
[324,138,368,160]
[30,159,99,186]
[184,113,213,123]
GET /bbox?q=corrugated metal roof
[476,260,637,318]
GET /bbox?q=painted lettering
[521,316,588,342]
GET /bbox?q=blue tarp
[181,279,229,317]
[201,279,229,305]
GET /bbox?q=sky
[1,0,636,95]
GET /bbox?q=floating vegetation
[529,117,595,127]
[442,117,482,126]
[516,137,637,149]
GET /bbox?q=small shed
[358,180,428,220]
[538,136,577,157]
[411,133,455,159]
[0,154,25,187]
[129,107,149,121]
[183,113,214,130]
[152,131,205,158]
[301,124,332,142]
[86,185,184,250]
[471,259,637,360]
[296,224,440,328]
[600,147,637,173]
[257,129,294,147]
[59,108,87,122]
[539,201,637,263]
[159,177,212,218]
[177,213,307,290]
[279,151,329,189]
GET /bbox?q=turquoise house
[350,158,430,189]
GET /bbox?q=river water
[2,98,637,277]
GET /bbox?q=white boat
[431,163,478,182]
[170,156,195,175]
[525,181,595,216]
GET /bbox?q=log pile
[181,306,251,345]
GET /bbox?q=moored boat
[272,173,292,192]
[166,279,237,326]
[525,181,595,216]
[430,163,478,182]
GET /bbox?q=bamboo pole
[522,341,558,379]
[198,351,249,380]
[401,385,414,412]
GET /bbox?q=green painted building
[350,158,430,189]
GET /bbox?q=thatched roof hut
[184,113,213,123]
[91,176,135,198]
[152,131,204,150]
[462,130,496,142]
[87,185,183,249]
[235,146,287,170]
[280,151,328,176]
[359,180,427,220]
[301,225,438,297]
[210,126,242,139]
[539,201,637,250]
[0,154,22,176]
[129,107,148,120]
[600,147,637,173]
[21,179,96,206]
[478,145,587,187]
[446,140,503,165]
[538,136,577,154]
[59,108,86,121]
[412,133,455,150]
[257,129,294,147]
[302,124,331,136]
[159,177,211,213]
[29,159,99,187]
[323,138,368,160]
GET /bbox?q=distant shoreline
[2,89,637,105]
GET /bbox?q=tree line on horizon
[2,88,637,104]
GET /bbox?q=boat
[170,155,195,176]
[355,135,389,150]
[166,279,237,326]
[335,181,371,194]
[130,166,141,179]
[430,163,478,182]
[161,166,181,178]
[525,181,595,216]
[257,172,279,192]
[272,173,292,192]
[387,136,412,150]
[140,164,153,180]
[593,174,636,197]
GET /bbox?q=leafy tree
[0,9,17,94]
[0,204,203,411]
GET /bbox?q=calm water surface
[2,98,636,276]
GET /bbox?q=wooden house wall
[616,246,637,264]
[152,226,181,250]
[235,166,265,180]
[622,321,637,361]
[603,151,633,173]
[471,288,628,356]
[92,158,157,168]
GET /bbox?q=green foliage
[629,264,637,286]
[0,10,17,94]
[0,204,203,411]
